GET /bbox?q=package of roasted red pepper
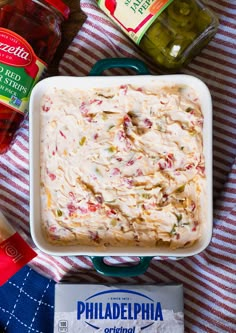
[0,0,70,154]
[0,210,37,285]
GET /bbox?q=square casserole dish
[29,59,212,273]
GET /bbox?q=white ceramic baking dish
[29,58,213,277]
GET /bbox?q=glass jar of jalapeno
[97,0,219,72]
[0,0,70,154]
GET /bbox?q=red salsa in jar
[0,0,70,153]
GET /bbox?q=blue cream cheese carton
[54,284,184,333]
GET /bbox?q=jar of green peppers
[97,0,219,72]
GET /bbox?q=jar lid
[44,0,70,19]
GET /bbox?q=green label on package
[98,0,174,44]
[0,28,46,114]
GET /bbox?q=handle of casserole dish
[89,58,150,76]
[90,256,153,277]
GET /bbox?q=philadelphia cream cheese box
[54,284,184,333]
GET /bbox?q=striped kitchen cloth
[0,0,235,332]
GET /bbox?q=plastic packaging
[0,0,70,154]
[0,210,37,285]
[97,0,219,73]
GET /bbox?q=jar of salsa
[0,0,70,154]
[97,0,219,72]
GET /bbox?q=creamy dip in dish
[40,84,206,249]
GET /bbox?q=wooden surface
[47,0,87,76]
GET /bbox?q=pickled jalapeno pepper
[140,0,218,71]
[97,0,219,72]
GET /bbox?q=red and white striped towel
[0,0,235,332]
